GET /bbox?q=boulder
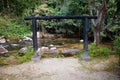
[19,36,33,45]
[0,36,7,43]
[61,48,80,57]
[18,47,29,55]
[23,36,32,41]
[80,39,84,43]
[37,47,49,53]
[10,44,21,49]
[37,46,59,54]
[49,46,57,51]
[0,45,8,54]
[0,43,21,50]
[0,43,11,50]
[62,48,80,54]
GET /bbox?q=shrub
[0,16,30,38]
[16,46,34,63]
[89,42,110,57]
[0,57,4,65]
[114,36,120,56]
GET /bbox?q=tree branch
[102,21,113,31]
[88,0,96,27]
[104,31,114,40]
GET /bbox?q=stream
[6,38,83,54]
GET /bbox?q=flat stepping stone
[62,49,80,54]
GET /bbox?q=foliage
[89,42,110,57]
[31,0,87,35]
[0,0,39,16]
[0,16,30,38]
[15,46,34,63]
[114,36,120,56]
[0,57,4,65]
[0,0,119,42]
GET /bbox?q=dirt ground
[0,56,119,80]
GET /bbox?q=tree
[0,0,39,16]
[88,0,118,46]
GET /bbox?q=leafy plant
[114,36,120,56]
[0,16,30,38]
[15,46,34,63]
[0,57,4,65]
[89,42,110,57]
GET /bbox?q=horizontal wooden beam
[24,15,97,20]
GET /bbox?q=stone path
[0,57,119,80]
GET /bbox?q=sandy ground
[0,56,119,80]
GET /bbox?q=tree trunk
[88,0,108,46]
[94,25,101,46]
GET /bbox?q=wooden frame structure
[24,15,97,61]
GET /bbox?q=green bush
[89,42,110,57]
[15,46,34,63]
[0,57,4,65]
[0,16,30,38]
[114,36,120,56]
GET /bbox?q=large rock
[19,36,33,45]
[0,43,11,50]
[37,45,59,54]
[0,45,8,54]
[10,44,21,49]
[0,36,7,43]
[62,48,80,54]
[37,47,49,53]
[18,47,29,56]
[0,43,21,50]
[61,49,80,57]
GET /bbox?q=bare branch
[102,21,113,31]
[88,0,96,26]
[104,31,114,40]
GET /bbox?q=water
[7,38,83,54]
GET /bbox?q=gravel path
[0,57,119,80]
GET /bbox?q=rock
[0,43,11,50]
[37,47,49,53]
[55,34,63,38]
[50,47,57,50]
[80,39,84,43]
[31,32,44,38]
[61,49,80,57]
[19,36,32,42]
[62,49,80,54]
[18,47,29,55]
[0,45,8,54]
[19,37,33,46]
[37,46,59,54]
[0,43,21,50]
[23,36,32,41]
[48,44,57,49]
[10,44,21,49]
[0,36,7,43]
[48,44,54,48]
[49,49,59,53]
[36,32,44,38]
